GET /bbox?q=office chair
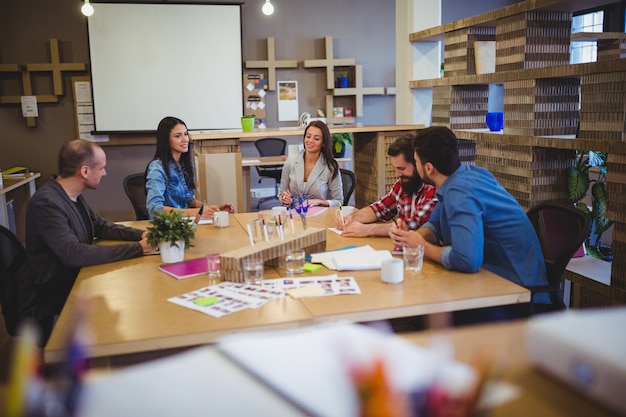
[340,168,356,206]
[526,201,591,315]
[254,138,287,209]
[123,173,149,220]
[0,225,26,336]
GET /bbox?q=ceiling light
[262,0,274,16]
[81,0,94,17]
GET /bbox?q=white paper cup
[381,258,404,284]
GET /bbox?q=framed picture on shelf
[333,107,344,118]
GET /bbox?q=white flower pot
[158,240,185,263]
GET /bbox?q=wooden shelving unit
[409,0,626,306]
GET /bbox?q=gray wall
[0,0,515,220]
[0,0,396,219]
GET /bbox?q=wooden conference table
[44,210,530,365]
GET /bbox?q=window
[570,10,604,64]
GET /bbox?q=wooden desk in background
[0,172,40,243]
[241,156,351,212]
[44,210,529,366]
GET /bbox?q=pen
[339,203,345,226]
[289,208,295,234]
[194,200,206,225]
[261,214,269,242]
[246,223,255,247]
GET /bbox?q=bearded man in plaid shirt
[335,135,437,237]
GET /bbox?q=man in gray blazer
[19,139,152,346]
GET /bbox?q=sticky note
[286,285,325,299]
[193,296,220,306]
[303,263,322,273]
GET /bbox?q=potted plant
[241,113,255,132]
[335,66,351,88]
[146,209,196,263]
[331,132,353,158]
[567,150,613,261]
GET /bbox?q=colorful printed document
[168,276,361,317]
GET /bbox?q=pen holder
[220,227,326,283]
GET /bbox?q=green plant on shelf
[331,132,353,155]
[567,150,613,261]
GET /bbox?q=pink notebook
[305,206,328,218]
[158,257,209,280]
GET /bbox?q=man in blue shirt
[390,126,549,322]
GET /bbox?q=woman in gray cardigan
[278,120,343,208]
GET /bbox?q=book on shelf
[158,256,209,280]
[2,166,30,177]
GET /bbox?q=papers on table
[168,282,283,318]
[310,245,392,270]
[168,275,361,317]
[183,216,213,225]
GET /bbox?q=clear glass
[403,244,424,273]
[286,249,305,275]
[243,258,264,285]
[207,253,220,279]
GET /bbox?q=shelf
[452,129,611,153]
[410,58,626,88]
[409,0,618,42]
[571,31,626,42]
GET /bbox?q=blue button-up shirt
[422,164,548,302]
[146,159,195,218]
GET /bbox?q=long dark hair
[148,116,196,189]
[304,120,339,179]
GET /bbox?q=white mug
[381,258,404,284]
[214,211,229,228]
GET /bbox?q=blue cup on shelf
[485,111,504,131]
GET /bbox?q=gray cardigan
[24,177,144,287]
[278,153,343,207]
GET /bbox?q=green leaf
[591,182,613,236]
[567,165,589,203]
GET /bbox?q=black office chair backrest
[0,225,26,336]
[340,168,356,206]
[123,173,149,220]
[254,137,287,184]
[526,201,591,308]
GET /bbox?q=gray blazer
[278,153,343,207]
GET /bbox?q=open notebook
[311,245,392,270]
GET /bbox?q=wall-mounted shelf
[409,0,626,300]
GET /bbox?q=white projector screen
[88,3,243,132]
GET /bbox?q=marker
[246,223,255,247]
[339,203,345,226]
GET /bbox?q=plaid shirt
[369,179,437,230]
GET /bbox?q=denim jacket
[146,159,195,218]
